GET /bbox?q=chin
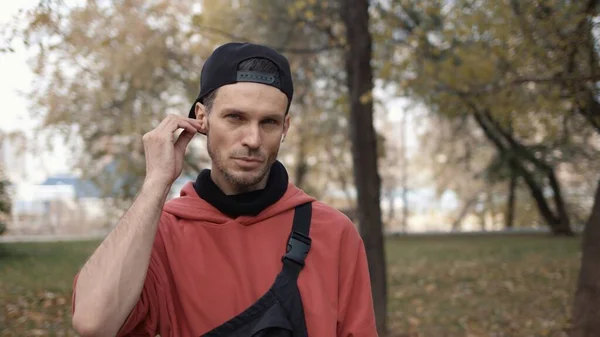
[234,171,266,186]
[222,165,265,186]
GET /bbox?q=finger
[187,118,204,131]
[176,117,203,131]
[158,114,201,132]
[174,129,195,153]
[164,119,199,135]
[186,116,203,125]
[156,114,177,131]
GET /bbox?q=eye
[226,114,243,121]
[262,118,278,125]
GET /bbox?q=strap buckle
[282,231,312,267]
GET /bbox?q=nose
[241,124,261,149]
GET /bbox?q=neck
[209,166,270,195]
[193,160,289,217]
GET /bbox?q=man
[71,42,377,337]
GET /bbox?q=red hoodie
[72,182,377,336]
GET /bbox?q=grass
[0,234,580,337]
[386,234,580,337]
[0,241,98,337]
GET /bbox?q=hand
[142,114,203,187]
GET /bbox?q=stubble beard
[207,133,274,192]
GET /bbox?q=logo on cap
[236,71,281,86]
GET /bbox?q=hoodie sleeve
[336,221,379,337]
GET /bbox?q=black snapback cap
[188,42,294,122]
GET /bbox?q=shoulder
[154,210,182,242]
[311,200,353,222]
[309,200,361,240]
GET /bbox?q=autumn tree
[15,0,382,246]
[371,0,600,333]
[415,115,508,230]
[15,0,387,224]
[16,0,212,204]
[378,116,408,229]
[373,0,600,236]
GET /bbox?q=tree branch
[479,109,554,173]
[196,25,343,55]
[437,74,600,97]
[471,110,561,226]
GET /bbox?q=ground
[0,234,580,337]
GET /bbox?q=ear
[195,102,209,134]
[282,114,290,142]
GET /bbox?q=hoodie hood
[163,181,315,226]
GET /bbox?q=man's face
[195,82,290,193]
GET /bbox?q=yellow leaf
[425,283,437,293]
[408,316,421,327]
[304,10,315,21]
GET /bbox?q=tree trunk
[506,162,517,229]
[486,183,494,230]
[386,189,396,227]
[452,195,479,231]
[476,110,574,234]
[479,210,486,231]
[567,4,600,335]
[515,162,573,235]
[569,178,600,337]
[341,0,388,335]
[472,112,574,236]
[400,109,409,233]
[294,140,309,189]
[324,145,354,203]
[548,168,573,235]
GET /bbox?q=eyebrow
[263,114,285,121]
[222,108,284,121]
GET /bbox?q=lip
[233,157,263,163]
[232,157,263,168]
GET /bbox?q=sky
[1,1,72,184]
[1,1,38,132]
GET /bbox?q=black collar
[194,160,289,218]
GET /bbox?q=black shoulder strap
[291,202,312,238]
[281,202,312,277]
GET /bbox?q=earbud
[281,135,285,143]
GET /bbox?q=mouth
[232,157,264,168]
[233,156,263,162]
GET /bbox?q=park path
[0,233,108,243]
[0,227,560,243]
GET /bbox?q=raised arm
[71,114,203,337]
